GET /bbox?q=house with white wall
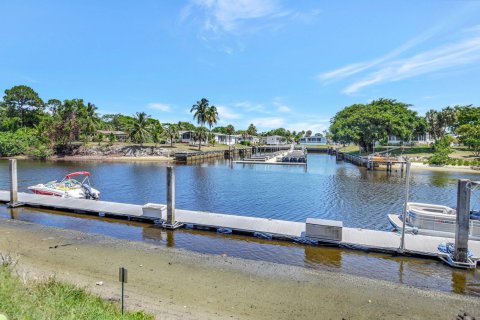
[237,135,259,145]
[179,131,236,145]
[387,133,435,145]
[299,136,327,145]
[266,135,286,145]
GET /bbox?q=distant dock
[1,190,479,264]
[234,146,307,166]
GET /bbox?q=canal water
[0,155,479,295]
[1,155,479,230]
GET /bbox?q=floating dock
[1,190,479,263]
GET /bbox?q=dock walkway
[1,191,479,261]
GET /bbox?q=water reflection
[1,204,479,296]
[1,156,479,230]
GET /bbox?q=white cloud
[318,22,447,83]
[217,105,241,119]
[186,0,287,34]
[343,33,480,94]
[234,101,269,113]
[147,102,171,112]
[249,117,285,128]
[277,105,291,113]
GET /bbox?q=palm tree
[129,112,151,146]
[191,98,210,150]
[193,127,208,151]
[83,102,100,139]
[205,105,219,130]
[247,123,257,136]
[191,98,209,127]
[151,121,164,147]
[226,124,235,148]
[164,124,179,147]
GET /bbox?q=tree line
[0,85,305,157]
[329,98,480,158]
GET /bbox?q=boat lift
[399,162,479,269]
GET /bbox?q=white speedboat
[28,171,100,200]
[388,202,480,240]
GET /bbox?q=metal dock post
[162,166,183,229]
[7,159,22,208]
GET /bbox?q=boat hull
[388,213,480,241]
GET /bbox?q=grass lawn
[0,265,152,320]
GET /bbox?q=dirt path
[0,218,478,320]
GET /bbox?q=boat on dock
[28,171,100,200]
[388,202,480,240]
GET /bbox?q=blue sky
[1,0,480,133]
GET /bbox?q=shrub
[0,131,39,156]
[428,136,454,165]
[240,141,251,146]
[29,145,53,159]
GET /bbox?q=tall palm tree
[193,127,208,151]
[226,124,235,148]
[151,121,164,147]
[191,98,210,150]
[247,123,257,136]
[83,102,100,139]
[129,112,151,146]
[164,124,179,147]
[191,98,209,127]
[205,105,219,130]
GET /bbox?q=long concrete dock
[1,190,479,262]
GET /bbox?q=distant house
[214,133,237,145]
[180,131,236,145]
[387,133,435,145]
[266,135,286,145]
[299,136,327,145]
[237,135,259,145]
[96,130,128,142]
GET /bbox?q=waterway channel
[0,155,479,295]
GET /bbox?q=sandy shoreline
[410,162,480,174]
[0,218,478,320]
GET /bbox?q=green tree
[192,126,208,151]
[247,123,257,136]
[457,124,480,157]
[225,124,235,147]
[212,126,227,134]
[191,98,211,150]
[2,85,45,129]
[305,130,312,137]
[177,121,196,131]
[129,112,151,146]
[425,107,457,141]
[428,135,455,165]
[81,102,100,138]
[455,105,480,128]
[205,105,219,130]
[150,120,164,147]
[47,99,86,146]
[330,98,424,152]
[164,124,179,147]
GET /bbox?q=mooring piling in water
[7,159,21,208]
[455,179,471,263]
[163,166,183,229]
